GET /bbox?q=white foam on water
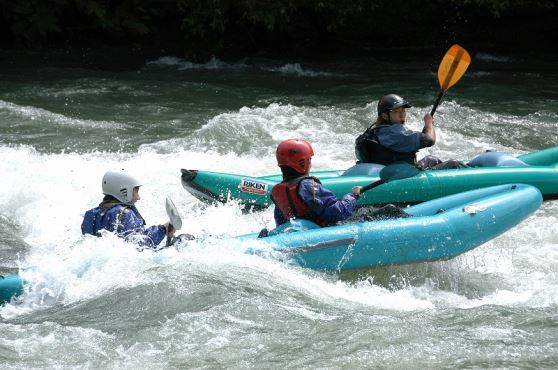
[0,99,123,129]
[145,56,346,77]
[1,99,556,318]
[475,52,515,63]
[145,56,248,71]
[261,63,338,77]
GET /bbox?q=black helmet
[377,94,412,115]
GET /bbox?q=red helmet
[276,139,314,173]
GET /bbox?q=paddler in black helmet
[355,94,468,170]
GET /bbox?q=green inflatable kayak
[181,146,558,209]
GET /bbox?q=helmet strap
[381,112,391,124]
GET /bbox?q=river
[1,49,557,369]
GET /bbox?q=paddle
[430,44,471,116]
[360,162,420,194]
[165,197,182,246]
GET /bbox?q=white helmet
[102,169,142,203]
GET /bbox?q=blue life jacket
[81,205,128,236]
[81,203,166,248]
[81,207,108,236]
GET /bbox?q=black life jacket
[355,126,416,165]
[271,176,331,227]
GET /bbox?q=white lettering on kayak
[239,179,268,195]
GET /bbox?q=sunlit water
[1,51,557,369]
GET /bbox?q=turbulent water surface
[1,50,557,369]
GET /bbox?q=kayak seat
[467,151,528,167]
[342,162,385,176]
[349,204,412,222]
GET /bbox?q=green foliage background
[1,0,556,60]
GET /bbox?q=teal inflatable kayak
[0,274,23,305]
[0,183,542,305]
[239,183,542,271]
[181,146,558,209]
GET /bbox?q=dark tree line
[1,0,556,60]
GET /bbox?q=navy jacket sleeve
[298,179,357,222]
[377,123,431,153]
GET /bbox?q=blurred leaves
[0,0,160,47]
[0,0,556,56]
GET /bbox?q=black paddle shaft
[430,91,445,116]
[361,179,385,193]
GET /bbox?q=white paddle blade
[165,197,182,230]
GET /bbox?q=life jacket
[271,176,331,227]
[355,126,416,165]
[81,207,107,236]
[81,204,129,236]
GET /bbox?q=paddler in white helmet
[81,169,175,249]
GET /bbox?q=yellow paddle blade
[438,44,471,91]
